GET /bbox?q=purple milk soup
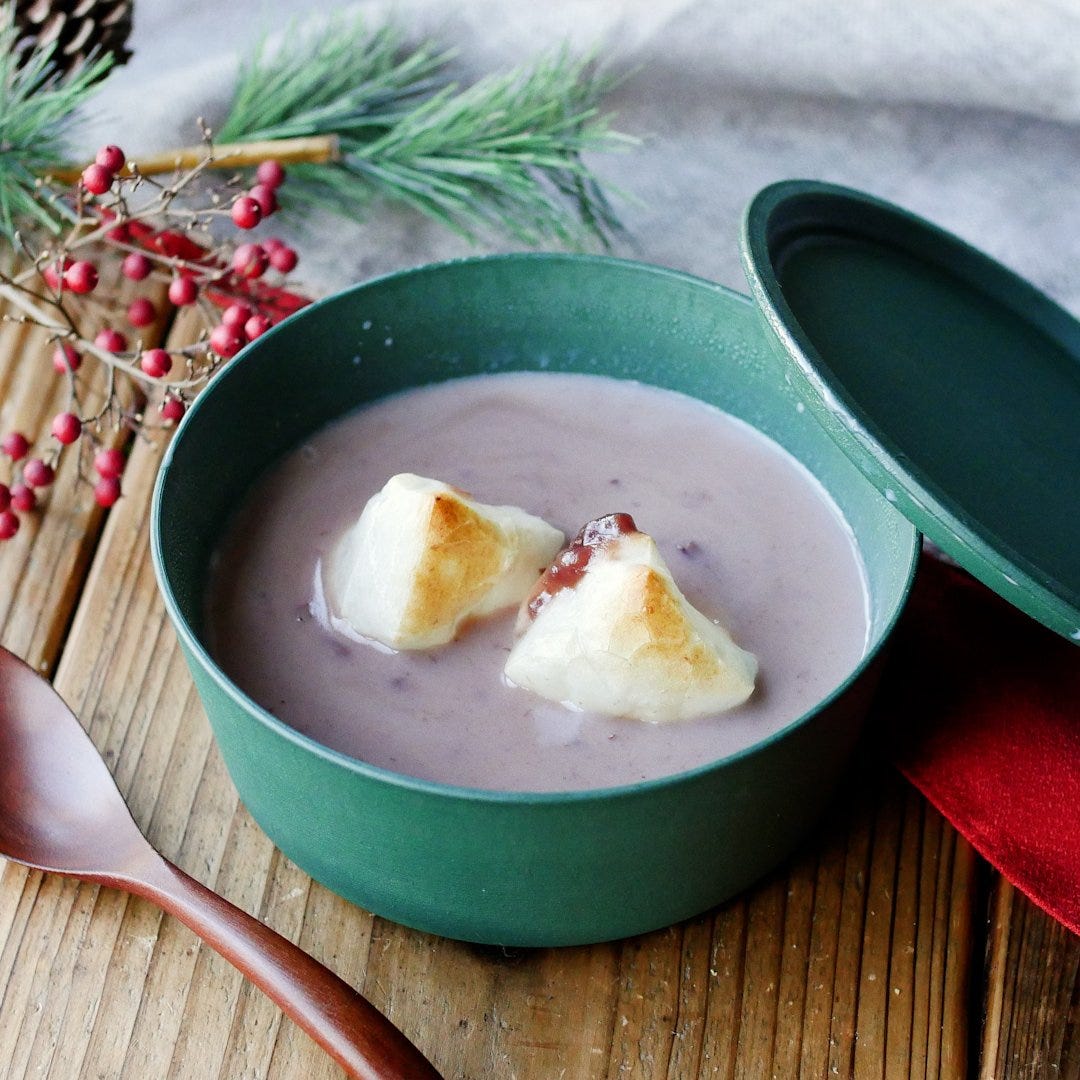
[205,371,869,792]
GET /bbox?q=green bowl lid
[741,179,1080,643]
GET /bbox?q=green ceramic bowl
[151,254,918,947]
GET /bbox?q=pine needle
[0,5,112,238]
[217,19,447,143]
[218,17,632,247]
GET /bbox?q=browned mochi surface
[617,557,724,679]
[506,513,757,722]
[403,491,504,639]
[526,512,730,683]
[323,473,564,650]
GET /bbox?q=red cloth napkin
[883,553,1080,937]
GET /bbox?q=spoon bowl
[0,646,441,1080]
[0,652,146,876]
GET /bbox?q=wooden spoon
[0,646,441,1080]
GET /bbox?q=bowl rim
[150,250,920,806]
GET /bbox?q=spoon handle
[126,853,441,1080]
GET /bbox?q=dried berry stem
[0,281,152,383]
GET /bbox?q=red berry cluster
[230,159,286,230]
[227,161,299,324]
[73,146,299,366]
[80,144,125,196]
[91,447,126,508]
[0,143,305,544]
[0,422,129,541]
[0,431,49,539]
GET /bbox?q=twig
[0,279,158,384]
[49,135,342,184]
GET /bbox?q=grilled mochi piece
[504,513,758,723]
[324,473,564,650]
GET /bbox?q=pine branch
[0,8,633,249]
[218,19,633,248]
[0,6,112,238]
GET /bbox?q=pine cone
[13,0,133,76]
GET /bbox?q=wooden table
[1,286,1077,1080]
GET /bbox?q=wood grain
[979,878,1080,1080]
[0,292,1073,1079]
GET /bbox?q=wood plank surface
[0,289,1074,1079]
[978,880,1080,1080]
